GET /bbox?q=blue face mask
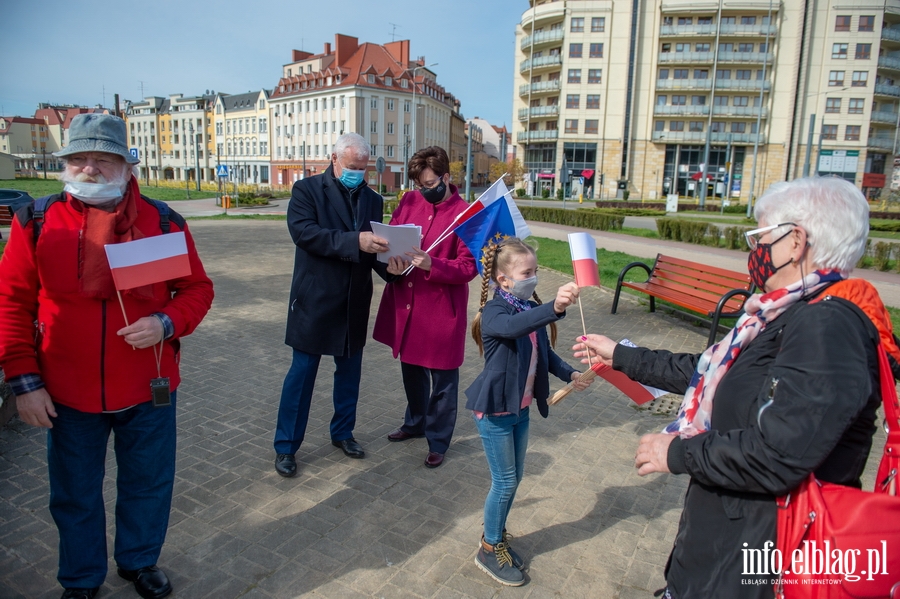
[337,159,365,189]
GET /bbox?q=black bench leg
[611,283,623,314]
[649,296,655,313]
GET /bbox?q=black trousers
[399,362,459,454]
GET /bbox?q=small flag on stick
[105,232,191,290]
[568,232,600,288]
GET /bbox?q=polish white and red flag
[568,232,601,287]
[104,232,191,290]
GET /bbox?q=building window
[821,124,838,140]
[584,119,598,134]
[859,16,875,32]
[673,69,689,79]
[586,94,600,109]
[678,17,692,25]
[385,76,392,86]
[740,16,756,25]
[731,122,746,133]
[569,43,583,58]
[371,97,378,108]
[852,71,869,86]
[367,74,375,83]
[657,94,667,105]
[721,16,736,24]
[736,69,752,80]
[676,43,690,52]
[589,43,603,58]
[371,121,377,133]
[591,17,605,32]
[711,121,725,132]
[659,69,670,80]
[737,43,753,53]
[845,125,861,140]
[719,43,734,52]
[404,101,411,112]
[696,43,711,52]
[566,94,580,109]
[568,69,581,83]
[387,122,394,134]
[848,98,865,114]
[564,119,578,133]
[689,121,704,132]
[691,95,706,105]
[716,69,732,80]
[670,121,684,132]
[833,43,848,59]
[672,95,686,105]
[829,71,845,86]
[662,43,671,53]
[733,96,749,107]
[835,15,851,31]
[694,69,709,79]
[655,121,665,132]
[856,44,871,60]
[387,145,395,158]
[825,98,842,113]
[588,69,602,84]
[714,95,728,106]
[571,17,584,32]
[387,99,394,111]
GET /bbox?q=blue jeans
[473,407,530,545]
[274,347,363,455]
[48,395,176,589]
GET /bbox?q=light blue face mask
[337,159,365,189]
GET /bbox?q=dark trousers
[48,395,176,589]
[399,362,459,454]
[274,347,363,455]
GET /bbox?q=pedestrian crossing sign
[216,165,229,178]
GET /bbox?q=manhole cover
[637,393,680,416]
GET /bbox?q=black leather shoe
[117,565,172,599]
[275,453,297,477]
[425,451,444,468]
[332,438,365,458]
[61,589,99,599]
[387,428,423,442]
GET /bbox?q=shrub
[519,207,624,231]
[706,226,723,247]
[516,188,526,198]
[384,199,399,215]
[723,226,750,250]
[857,239,872,269]
[874,241,893,271]
[556,187,564,201]
[723,204,747,214]
[622,190,630,201]
[542,188,550,199]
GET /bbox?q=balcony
[521,2,565,29]
[520,54,563,73]
[883,27,900,43]
[653,105,710,116]
[658,51,714,64]
[715,79,772,91]
[519,80,562,97]
[655,78,771,91]
[521,29,565,51]
[878,55,900,72]
[659,24,777,37]
[716,51,773,64]
[518,106,560,121]
[518,130,559,143]
[652,131,766,144]
[712,106,768,118]
[868,136,895,150]
[656,79,713,90]
[875,83,900,98]
[871,110,900,125]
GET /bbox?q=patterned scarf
[496,287,531,312]
[665,269,845,438]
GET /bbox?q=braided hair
[470,237,557,356]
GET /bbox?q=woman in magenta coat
[373,146,478,468]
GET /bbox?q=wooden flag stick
[115,290,136,351]
[576,289,595,368]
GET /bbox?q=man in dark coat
[273,132,391,477]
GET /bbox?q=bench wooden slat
[0,206,14,227]
[652,270,748,299]
[655,255,753,284]
[652,261,751,290]
[622,280,747,315]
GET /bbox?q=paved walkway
[0,218,889,599]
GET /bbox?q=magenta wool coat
[373,185,478,370]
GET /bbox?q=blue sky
[2,0,523,127]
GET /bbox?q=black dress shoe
[387,428,423,442]
[425,451,444,468]
[61,589,99,599]
[275,453,297,477]
[117,565,172,599]
[332,438,365,458]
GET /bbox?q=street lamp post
[410,62,438,172]
[190,121,200,191]
[181,125,190,199]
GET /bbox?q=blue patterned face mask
[337,159,365,188]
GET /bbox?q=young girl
[465,237,592,586]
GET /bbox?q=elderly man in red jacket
[0,114,214,599]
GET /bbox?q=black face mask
[747,230,793,290]
[420,178,447,204]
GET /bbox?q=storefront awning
[581,169,595,179]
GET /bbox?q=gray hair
[332,133,370,162]
[754,176,869,276]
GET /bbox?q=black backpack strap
[140,195,185,233]
[14,194,63,243]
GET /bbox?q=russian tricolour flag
[453,178,531,274]
[104,232,192,290]
[568,232,600,287]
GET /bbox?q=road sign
[216,165,230,178]
[375,156,385,174]
[129,148,139,160]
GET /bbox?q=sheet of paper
[370,221,422,263]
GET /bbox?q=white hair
[754,176,869,276]
[332,133,370,162]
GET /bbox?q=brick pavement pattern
[0,220,879,598]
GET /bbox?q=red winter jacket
[0,190,214,412]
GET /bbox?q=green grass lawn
[2,178,216,202]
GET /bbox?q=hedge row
[595,201,747,213]
[855,239,900,271]
[519,207,625,231]
[656,218,752,250]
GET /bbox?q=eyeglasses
[744,222,796,251]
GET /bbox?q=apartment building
[212,90,271,185]
[513,0,900,201]
[268,34,460,190]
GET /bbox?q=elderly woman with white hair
[575,177,891,598]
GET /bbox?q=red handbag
[774,344,900,599]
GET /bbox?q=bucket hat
[54,113,139,164]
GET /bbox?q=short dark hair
[408,146,450,183]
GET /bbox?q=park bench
[0,205,14,227]
[611,254,754,347]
